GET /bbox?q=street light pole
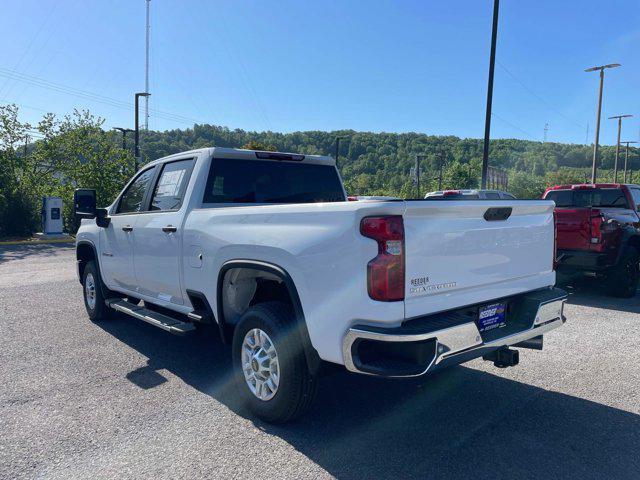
[608,115,633,183]
[585,63,621,183]
[134,92,150,171]
[113,127,134,150]
[622,141,638,183]
[481,0,500,189]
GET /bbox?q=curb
[0,238,75,246]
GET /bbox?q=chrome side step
[106,298,196,335]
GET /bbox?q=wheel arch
[625,233,640,254]
[76,240,98,284]
[76,240,114,299]
[216,259,321,374]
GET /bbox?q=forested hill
[140,124,639,198]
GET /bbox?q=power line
[497,60,584,129]
[491,112,535,139]
[0,2,58,100]
[0,67,203,126]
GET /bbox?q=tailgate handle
[484,207,512,221]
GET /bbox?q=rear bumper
[342,287,567,377]
[556,249,615,272]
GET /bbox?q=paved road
[1,244,639,480]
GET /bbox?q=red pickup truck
[543,183,640,297]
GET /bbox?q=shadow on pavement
[98,315,640,480]
[561,276,640,314]
[0,243,74,264]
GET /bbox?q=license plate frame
[477,302,507,332]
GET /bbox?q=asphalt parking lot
[1,244,638,480]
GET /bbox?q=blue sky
[1,0,639,145]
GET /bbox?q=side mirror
[96,208,111,228]
[74,189,97,218]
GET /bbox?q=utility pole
[481,0,500,189]
[436,149,445,190]
[134,92,150,170]
[585,63,621,183]
[334,136,348,168]
[144,0,151,130]
[415,155,421,198]
[414,154,427,198]
[608,114,633,183]
[543,122,549,142]
[622,140,638,183]
[113,127,134,150]
[585,123,589,146]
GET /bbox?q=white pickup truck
[74,147,567,423]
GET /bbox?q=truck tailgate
[554,207,592,250]
[403,200,556,318]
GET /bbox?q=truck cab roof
[144,147,335,168]
[545,183,637,192]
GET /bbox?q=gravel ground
[0,244,638,480]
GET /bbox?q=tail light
[360,216,405,301]
[590,209,603,246]
[553,210,558,270]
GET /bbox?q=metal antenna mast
[144,0,150,130]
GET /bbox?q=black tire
[232,301,318,423]
[606,248,640,298]
[82,261,111,321]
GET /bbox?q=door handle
[162,225,177,233]
[122,225,133,232]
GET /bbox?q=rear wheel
[82,261,111,321]
[232,302,317,423]
[606,248,640,298]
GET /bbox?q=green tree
[241,140,277,151]
[0,105,135,235]
[0,104,39,236]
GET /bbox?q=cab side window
[117,167,155,214]
[630,188,640,211]
[150,159,195,211]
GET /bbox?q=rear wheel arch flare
[216,260,320,373]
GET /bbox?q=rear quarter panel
[182,201,406,364]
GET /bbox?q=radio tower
[144,0,150,130]
[543,122,549,142]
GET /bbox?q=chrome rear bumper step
[106,298,196,335]
[343,287,567,377]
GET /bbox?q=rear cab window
[544,190,573,207]
[545,188,630,208]
[203,158,345,204]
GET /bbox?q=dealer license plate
[477,303,507,332]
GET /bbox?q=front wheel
[606,248,640,298]
[232,302,317,423]
[82,261,111,321]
